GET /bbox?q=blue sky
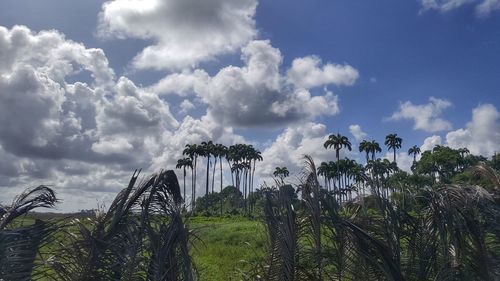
[0,0,498,211]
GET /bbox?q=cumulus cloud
[393,104,499,171]
[257,122,359,183]
[98,0,257,70]
[0,23,359,211]
[0,25,185,209]
[475,0,500,16]
[286,56,359,89]
[154,40,354,127]
[149,70,210,96]
[389,97,452,132]
[420,135,442,152]
[445,104,499,156]
[383,151,415,172]
[419,0,500,16]
[349,124,367,142]
[258,123,331,180]
[179,99,196,114]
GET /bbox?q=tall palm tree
[368,140,382,161]
[273,166,290,184]
[215,144,227,192]
[324,133,352,163]
[458,147,470,158]
[250,148,263,197]
[318,162,331,191]
[408,145,421,162]
[324,133,352,190]
[385,133,403,164]
[183,144,199,208]
[226,145,238,187]
[176,158,193,203]
[201,141,215,196]
[211,144,222,194]
[359,140,371,163]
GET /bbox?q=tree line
[177,141,262,212]
[185,132,491,216]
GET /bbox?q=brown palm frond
[45,170,194,281]
[472,162,500,190]
[0,185,58,229]
[0,186,58,280]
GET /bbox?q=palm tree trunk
[251,160,256,213]
[336,150,341,204]
[183,168,186,203]
[244,167,248,214]
[220,156,223,192]
[212,157,217,193]
[206,156,210,196]
[227,159,234,186]
[193,157,198,210]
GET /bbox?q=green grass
[188,216,267,281]
[12,215,267,280]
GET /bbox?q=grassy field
[188,216,267,281]
[17,215,268,281]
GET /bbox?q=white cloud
[421,135,442,152]
[91,137,134,155]
[0,24,360,211]
[149,70,210,96]
[0,25,184,210]
[476,0,500,16]
[179,99,195,114]
[383,151,415,172]
[286,55,359,89]
[420,0,474,12]
[98,0,257,70]
[389,97,452,132]
[349,124,367,142]
[419,0,500,16]
[445,104,499,156]
[155,40,352,127]
[257,122,360,183]
[258,123,331,181]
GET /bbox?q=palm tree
[408,145,421,162]
[183,144,199,208]
[368,140,382,161]
[385,133,403,164]
[359,140,371,163]
[215,144,227,192]
[324,133,352,190]
[201,141,215,196]
[273,166,290,184]
[318,162,331,191]
[176,158,193,203]
[211,144,221,194]
[324,133,352,162]
[250,148,263,197]
[458,147,470,158]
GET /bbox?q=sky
[0,0,499,211]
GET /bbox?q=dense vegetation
[1,133,499,280]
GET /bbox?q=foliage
[0,170,194,281]
[250,155,500,281]
[1,138,500,281]
[0,186,58,280]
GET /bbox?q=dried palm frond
[0,185,58,229]
[45,170,194,281]
[261,186,302,281]
[0,186,58,280]
[472,162,500,190]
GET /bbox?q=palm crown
[385,133,403,163]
